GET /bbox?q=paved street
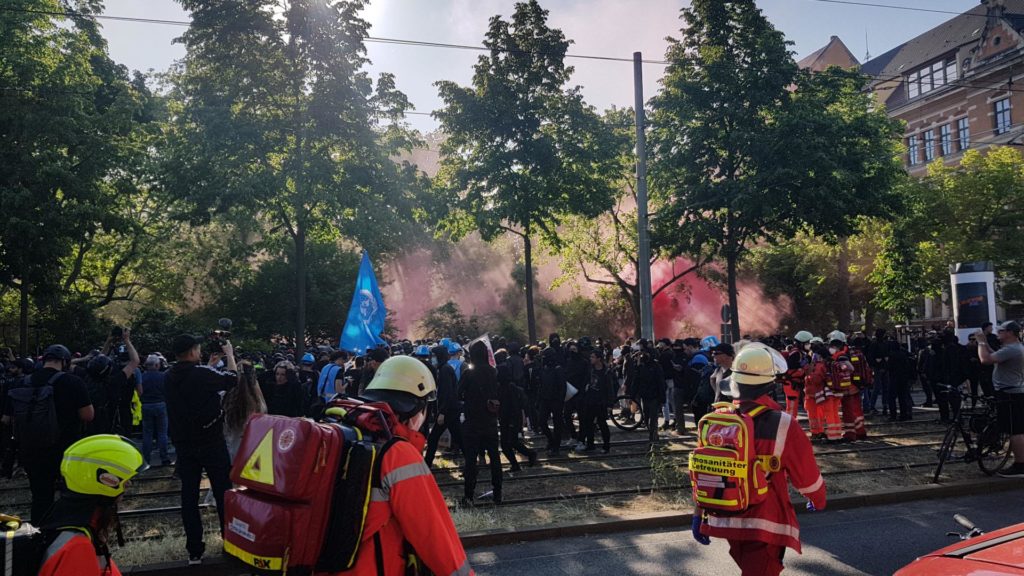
[468,489,1024,576]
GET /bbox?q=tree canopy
[433,0,620,343]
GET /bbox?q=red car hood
[896,523,1024,575]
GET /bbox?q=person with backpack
[37,434,145,576]
[316,350,349,404]
[458,341,502,506]
[341,355,474,576]
[2,344,93,523]
[691,345,827,576]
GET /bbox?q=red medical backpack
[223,400,399,575]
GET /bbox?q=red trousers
[841,393,866,440]
[783,384,800,419]
[728,540,786,576]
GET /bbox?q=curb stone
[128,476,1023,575]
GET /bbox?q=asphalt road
[466,489,1024,576]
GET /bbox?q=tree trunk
[524,233,537,344]
[18,275,29,357]
[727,250,741,342]
[863,299,877,336]
[294,224,307,350]
[623,285,641,339]
[836,238,851,332]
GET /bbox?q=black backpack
[8,372,62,452]
[83,374,112,435]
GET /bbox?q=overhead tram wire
[806,0,989,18]
[0,7,669,65]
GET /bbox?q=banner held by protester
[340,253,387,354]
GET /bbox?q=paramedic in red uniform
[692,345,827,576]
[319,355,473,576]
[38,434,146,576]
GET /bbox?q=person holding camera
[165,333,238,565]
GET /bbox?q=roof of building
[861,0,1024,78]
[797,35,860,71]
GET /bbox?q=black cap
[711,343,735,356]
[41,345,71,362]
[172,334,203,356]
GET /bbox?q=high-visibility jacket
[803,356,831,403]
[317,422,473,576]
[700,396,827,552]
[830,348,858,397]
[38,529,121,576]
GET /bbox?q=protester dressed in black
[164,334,238,564]
[425,345,463,468]
[579,351,613,453]
[459,341,502,505]
[496,362,537,470]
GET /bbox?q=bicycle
[933,388,1011,482]
[609,392,663,432]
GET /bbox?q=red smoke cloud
[651,258,792,339]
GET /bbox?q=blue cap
[700,336,720,351]
[448,342,462,354]
[689,354,710,368]
[301,353,315,364]
[414,345,431,357]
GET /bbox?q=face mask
[803,343,811,351]
[430,358,438,367]
[409,408,427,431]
[828,347,838,355]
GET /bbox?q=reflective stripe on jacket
[701,396,827,552]
[38,530,121,576]
[317,422,473,576]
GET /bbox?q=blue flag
[340,252,387,354]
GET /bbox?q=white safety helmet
[827,330,847,344]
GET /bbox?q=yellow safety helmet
[61,435,146,498]
[363,356,437,416]
[731,346,780,386]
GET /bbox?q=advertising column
[950,261,996,344]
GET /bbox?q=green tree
[871,148,1024,316]
[162,0,426,348]
[433,0,620,343]
[0,1,160,353]
[419,301,482,340]
[554,108,708,337]
[649,0,904,340]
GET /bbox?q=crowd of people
[3,319,1024,575]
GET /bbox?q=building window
[924,129,936,161]
[940,124,952,156]
[906,58,958,98]
[958,117,970,150]
[908,135,920,166]
[995,98,1012,135]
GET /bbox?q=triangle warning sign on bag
[240,429,275,485]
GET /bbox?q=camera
[207,318,233,352]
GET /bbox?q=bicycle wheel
[610,395,641,431]
[977,422,1011,475]
[933,422,958,483]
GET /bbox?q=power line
[805,0,985,18]
[0,7,669,65]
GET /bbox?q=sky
[99,0,981,133]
